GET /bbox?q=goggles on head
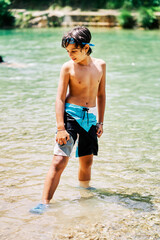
[66,37,95,46]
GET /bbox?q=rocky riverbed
[53,209,160,240]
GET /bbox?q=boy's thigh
[54,134,75,157]
[77,125,98,157]
[54,112,79,157]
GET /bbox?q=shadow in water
[49,188,154,214]
[90,188,154,212]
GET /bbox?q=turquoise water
[0,28,160,239]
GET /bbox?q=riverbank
[12,8,160,29]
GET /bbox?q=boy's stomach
[65,94,96,108]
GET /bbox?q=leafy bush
[152,6,160,11]
[10,0,160,10]
[122,0,160,9]
[122,0,134,10]
[118,10,136,28]
[138,7,159,29]
[106,0,124,9]
[0,0,15,28]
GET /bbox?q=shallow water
[0,28,160,240]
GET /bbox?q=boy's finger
[97,129,101,134]
[97,130,102,137]
[96,129,99,134]
[66,134,70,141]
[58,139,63,145]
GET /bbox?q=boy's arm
[55,63,70,145]
[97,61,106,138]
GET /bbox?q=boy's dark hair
[0,56,4,63]
[62,26,92,55]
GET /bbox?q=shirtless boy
[30,26,106,214]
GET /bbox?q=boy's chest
[69,65,102,85]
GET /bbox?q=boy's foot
[77,186,96,191]
[86,186,96,191]
[29,203,49,214]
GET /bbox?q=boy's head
[62,26,94,63]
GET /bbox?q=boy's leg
[42,155,69,204]
[78,154,93,188]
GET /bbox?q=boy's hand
[96,123,103,138]
[56,130,70,145]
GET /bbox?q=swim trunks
[54,103,98,157]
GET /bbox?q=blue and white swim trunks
[54,103,98,157]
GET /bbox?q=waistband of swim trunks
[65,103,97,115]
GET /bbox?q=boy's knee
[80,157,93,170]
[85,158,93,168]
[52,155,68,172]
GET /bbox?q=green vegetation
[0,0,15,28]
[1,0,159,28]
[15,12,33,28]
[138,7,159,29]
[118,2,159,29]
[10,0,160,10]
[118,10,136,29]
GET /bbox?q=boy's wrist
[97,122,103,125]
[57,123,65,130]
[57,129,65,132]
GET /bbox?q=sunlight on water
[0,28,160,239]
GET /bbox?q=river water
[0,28,160,240]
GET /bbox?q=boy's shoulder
[91,57,106,66]
[61,60,73,71]
[62,60,73,67]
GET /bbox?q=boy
[30,26,106,214]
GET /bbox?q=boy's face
[66,44,89,63]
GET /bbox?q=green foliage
[15,12,33,28]
[118,10,136,28]
[106,0,124,9]
[0,0,15,28]
[10,0,160,10]
[152,5,160,11]
[138,7,159,29]
[122,1,134,10]
[123,0,160,8]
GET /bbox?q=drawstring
[82,107,89,125]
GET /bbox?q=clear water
[0,28,160,240]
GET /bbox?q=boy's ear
[85,44,90,53]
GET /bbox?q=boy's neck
[78,56,92,66]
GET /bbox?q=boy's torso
[65,57,103,107]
